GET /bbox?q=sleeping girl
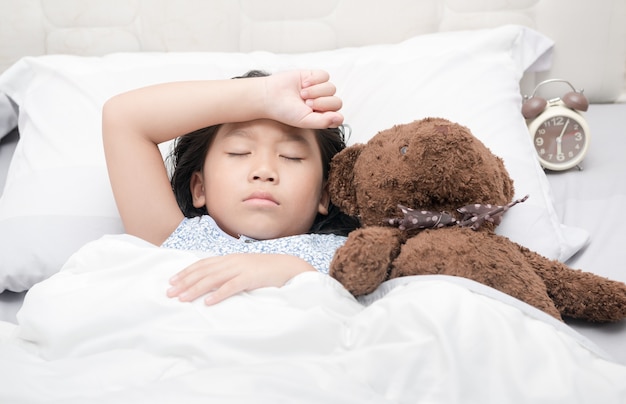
[102,69,359,306]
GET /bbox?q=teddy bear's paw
[330,227,403,296]
[553,273,626,323]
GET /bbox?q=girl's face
[191,119,329,240]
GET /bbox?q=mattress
[0,129,23,325]
[547,103,626,366]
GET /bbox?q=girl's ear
[190,172,206,208]
[317,184,330,216]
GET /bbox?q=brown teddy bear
[328,117,626,322]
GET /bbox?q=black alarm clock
[522,79,590,171]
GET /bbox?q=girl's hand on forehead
[265,69,344,129]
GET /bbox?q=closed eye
[281,155,303,162]
[227,152,250,157]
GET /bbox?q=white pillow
[0,25,589,292]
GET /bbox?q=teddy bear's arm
[330,227,403,296]
[519,245,626,322]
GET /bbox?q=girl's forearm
[102,78,268,144]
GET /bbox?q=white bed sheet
[0,234,624,403]
[548,102,626,366]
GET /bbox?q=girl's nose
[252,171,275,182]
[249,157,278,183]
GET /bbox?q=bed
[1,0,625,402]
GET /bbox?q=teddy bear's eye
[400,146,408,155]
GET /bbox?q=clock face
[532,114,588,170]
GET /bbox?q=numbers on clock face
[533,115,586,164]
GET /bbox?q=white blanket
[1,235,625,403]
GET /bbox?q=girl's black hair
[166,70,360,237]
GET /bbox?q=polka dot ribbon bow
[385,195,529,231]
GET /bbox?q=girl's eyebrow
[223,127,313,146]
[280,131,314,145]
[220,129,249,139]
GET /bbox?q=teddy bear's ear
[328,144,365,217]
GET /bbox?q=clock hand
[556,119,570,156]
[558,119,570,140]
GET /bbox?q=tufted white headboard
[1,0,625,102]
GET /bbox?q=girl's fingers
[170,267,248,304]
[176,273,229,302]
[204,278,247,306]
[300,81,337,100]
[301,111,344,129]
[305,96,343,113]
[167,258,229,299]
[169,259,204,283]
[167,256,257,303]
[301,69,330,88]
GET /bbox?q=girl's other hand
[166,253,316,305]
